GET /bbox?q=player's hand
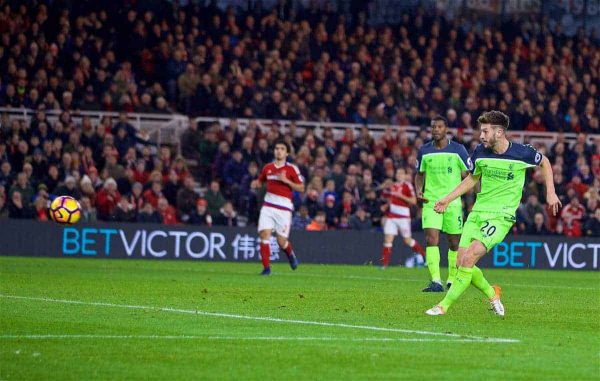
[250,180,259,189]
[434,198,449,214]
[547,192,562,216]
[381,179,393,189]
[277,172,290,184]
[416,192,429,205]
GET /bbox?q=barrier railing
[195,116,600,148]
[0,107,189,152]
[2,107,598,151]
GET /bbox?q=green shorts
[421,202,463,234]
[459,211,515,251]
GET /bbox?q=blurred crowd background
[0,0,598,237]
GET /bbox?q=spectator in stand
[143,181,163,208]
[80,196,97,223]
[306,211,327,231]
[205,180,226,217]
[9,173,34,208]
[526,115,546,132]
[583,208,600,237]
[189,198,213,226]
[223,150,247,200]
[0,191,8,219]
[526,213,553,235]
[157,197,178,225]
[96,178,121,220]
[337,215,351,230]
[519,194,547,231]
[323,194,339,227]
[349,206,373,231]
[54,176,82,200]
[137,202,162,224]
[239,161,260,221]
[213,201,238,227]
[560,197,586,237]
[33,197,48,221]
[8,191,34,219]
[111,198,136,223]
[565,175,589,200]
[292,205,311,230]
[176,177,198,223]
[163,170,181,207]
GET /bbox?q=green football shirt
[470,142,543,217]
[416,140,471,206]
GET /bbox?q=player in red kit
[380,168,425,268]
[251,140,305,275]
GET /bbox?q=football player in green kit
[426,111,561,317]
[415,116,471,292]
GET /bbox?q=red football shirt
[382,181,414,218]
[259,162,303,211]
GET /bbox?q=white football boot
[425,305,446,316]
[489,285,505,317]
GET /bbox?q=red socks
[382,246,392,267]
[382,239,425,266]
[260,241,270,269]
[410,240,425,257]
[282,241,293,257]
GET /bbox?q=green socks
[471,266,495,299]
[447,249,458,284]
[426,246,441,283]
[439,267,473,311]
[427,247,458,285]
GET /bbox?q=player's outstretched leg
[426,242,486,315]
[278,237,298,270]
[471,266,504,316]
[426,266,473,315]
[259,239,271,275]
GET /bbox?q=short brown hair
[477,110,510,130]
[274,139,290,153]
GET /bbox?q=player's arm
[434,173,480,213]
[414,148,427,203]
[286,179,305,192]
[399,192,417,206]
[414,172,427,204]
[278,172,305,192]
[251,166,268,189]
[250,179,263,189]
[540,155,562,216]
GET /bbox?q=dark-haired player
[251,140,305,275]
[380,168,425,268]
[415,116,471,292]
[426,111,561,316]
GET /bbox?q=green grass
[0,257,599,380]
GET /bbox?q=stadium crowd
[0,1,599,237]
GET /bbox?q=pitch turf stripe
[0,294,520,343]
[0,334,514,343]
[272,272,599,291]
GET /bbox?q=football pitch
[0,257,599,380]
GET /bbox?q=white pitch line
[0,334,509,343]
[0,294,519,343]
